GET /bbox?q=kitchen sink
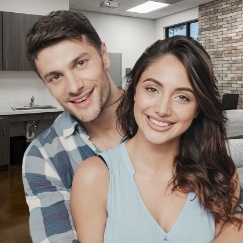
[12,105,57,111]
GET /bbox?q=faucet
[30,96,35,107]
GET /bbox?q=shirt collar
[56,111,86,138]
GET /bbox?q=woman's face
[133,54,199,146]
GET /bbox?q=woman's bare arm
[71,156,110,243]
[213,171,242,242]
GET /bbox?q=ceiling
[69,0,214,20]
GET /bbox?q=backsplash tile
[0,71,60,109]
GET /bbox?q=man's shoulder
[32,111,77,144]
[24,111,73,158]
[25,110,97,167]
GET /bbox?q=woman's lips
[149,117,172,127]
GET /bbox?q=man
[23,10,242,243]
[23,10,123,242]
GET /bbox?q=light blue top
[99,142,215,243]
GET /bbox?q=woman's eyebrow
[143,78,162,86]
[143,78,195,94]
[175,87,195,95]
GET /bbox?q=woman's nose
[154,96,172,117]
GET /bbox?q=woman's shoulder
[73,156,109,188]
[99,142,126,162]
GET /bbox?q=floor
[0,164,32,243]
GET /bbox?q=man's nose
[65,73,84,94]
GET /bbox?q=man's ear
[101,43,110,70]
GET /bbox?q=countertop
[0,106,64,116]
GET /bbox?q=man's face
[35,38,111,123]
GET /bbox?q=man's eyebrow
[43,71,59,80]
[43,53,89,80]
[71,52,89,64]
[143,78,195,94]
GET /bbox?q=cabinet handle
[3,127,5,135]
[5,62,8,70]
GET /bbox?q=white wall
[0,72,60,108]
[81,11,154,86]
[155,7,198,40]
[0,0,69,15]
[82,8,198,84]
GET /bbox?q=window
[165,20,198,40]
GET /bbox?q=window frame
[165,19,198,39]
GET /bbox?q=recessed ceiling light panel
[127,1,170,14]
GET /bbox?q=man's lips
[70,90,93,103]
[73,93,90,103]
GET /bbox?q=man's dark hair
[26,10,102,72]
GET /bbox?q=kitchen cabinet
[0,12,2,70]
[0,116,10,171]
[1,11,42,71]
[8,112,62,123]
[0,111,62,171]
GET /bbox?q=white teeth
[74,95,88,103]
[149,117,170,127]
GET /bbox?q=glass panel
[190,22,198,40]
[168,24,186,37]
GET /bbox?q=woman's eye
[146,87,158,93]
[177,95,190,102]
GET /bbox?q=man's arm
[22,144,78,243]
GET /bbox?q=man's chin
[70,109,101,123]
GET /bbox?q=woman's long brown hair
[116,36,242,227]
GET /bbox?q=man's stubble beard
[73,74,111,123]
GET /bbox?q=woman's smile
[133,54,198,145]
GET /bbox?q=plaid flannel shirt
[22,111,243,242]
[22,111,100,242]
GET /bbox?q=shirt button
[163,236,168,242]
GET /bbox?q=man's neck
[81,88,124,151]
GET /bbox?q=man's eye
[77,60,85,67]
[48,74,61,83]
[52,74,60,81]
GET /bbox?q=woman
[71,36,242,242]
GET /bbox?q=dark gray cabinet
[0,116,10,171]
[1,11,42,71]
[0,112,62,171]
[0,13,2,70]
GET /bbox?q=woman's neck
[126,134,179,174]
